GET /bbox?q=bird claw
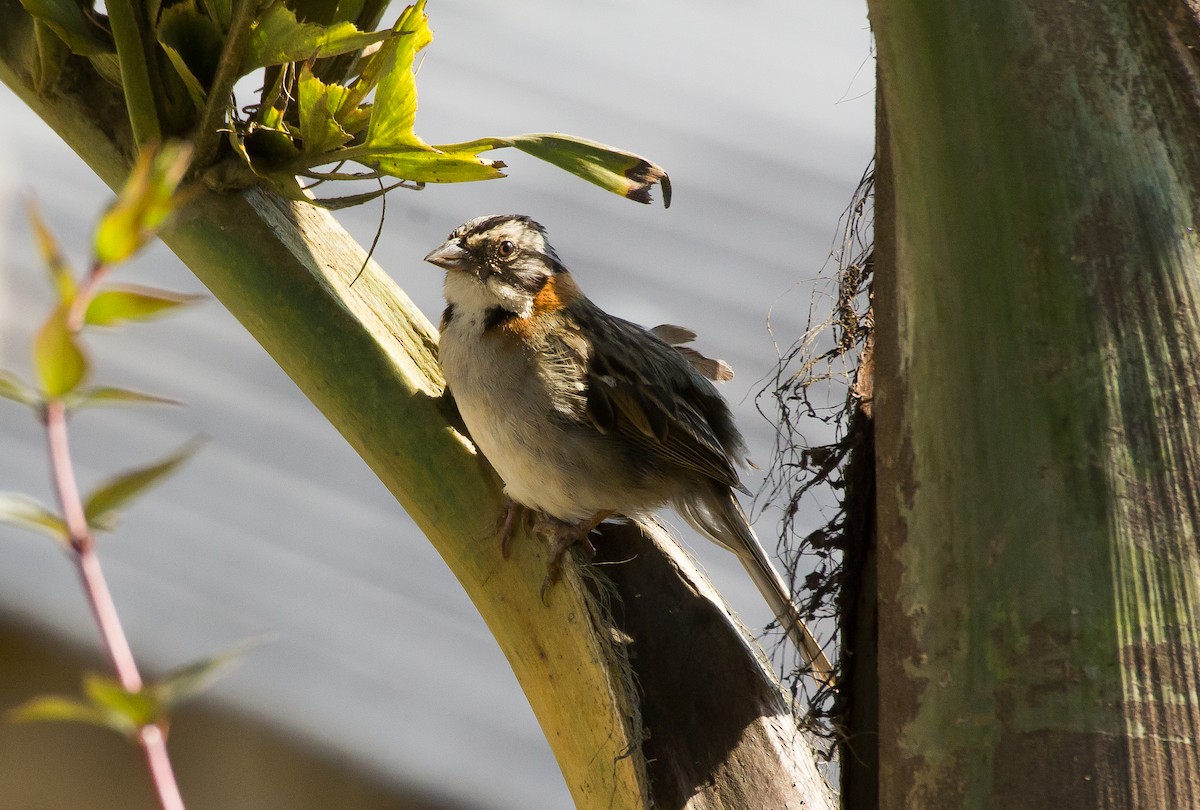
[535,515,600,603]
[495,500,527,560]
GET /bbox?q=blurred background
[0,0,873,807]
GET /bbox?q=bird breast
[438,307,662,521]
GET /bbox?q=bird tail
[676,484,836,688]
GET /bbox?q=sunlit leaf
[363,0,431,150]
[8,695,108,727]
[158,2,223,109]
[245,4,392,71]
[84,286,204,327]
[298,65,353,154]
[83,673,160,734]
[33,308,88,398]
[68,386,182,410]
[94,142,193,265]
[83,441,202,529]
[26,201,76,303]
[435,134,671,204]
[152,636,268,709]
[359,146,505,183]
[17,0,114,56]
[505,133,671,206]
[0,370,39,407]
[0,492,68,543]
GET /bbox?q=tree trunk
[868,1,1200,806]
[0,4,834,807]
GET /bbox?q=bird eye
[497,240,517,260]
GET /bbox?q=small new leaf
[84,286,204,327]
[94,142,193,265]
[298,65,354,154]
[83,673,160,734]
[0,370,39,407]
[33,308,88,399]
[0,492,68,543]
[26,201,76,303]
[152,636,268,710]
[68,386,182,410]
[8,695,108,728]
[84,440,202,529]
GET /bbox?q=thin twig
[42,399,185,810]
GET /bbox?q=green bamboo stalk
[104,0,161,146]
[869,1,1200,806]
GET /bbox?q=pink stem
[43,399,186,810]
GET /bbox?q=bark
[0,4,834,807]
[868,0,1200,806]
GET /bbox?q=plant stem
[104,0,162,146]
[43,399,185,810]
[192,0,257,169]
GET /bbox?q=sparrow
[425,214,833,685]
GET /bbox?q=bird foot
[494,500,528,560]
[533,513,608,603]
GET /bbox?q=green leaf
[84,286,204,327]
[298,65,354,154]
[152,636,267,709]
[83,673,160,734]
[198,0,231,32]
[0,370,40,407]
[506,134,671,206]
[33,308,88,399]
[83,441,202,529]
[94,142,193,265]
[67,386,182,410]
[0,492,68,542]
[158,1,223,109]
[245,3,392,71]
[8,695,108,727]
[358,146,506,183]
[363,0,431,150]
[26,201,76,303]
[17,0,114,56]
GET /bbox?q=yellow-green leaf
[26,201,76,303]
[94,142,193,265]
[480,133,671,206]
[83,673,160,733]
[245,4,392,71]
[68,386,182,410]
[0,370,39,407]
[0,492,68,543]
[363,0,430,150]
[298,65,354,154]
[358,146,505,183]
[83,440,201,529]
[152,637,267,709]
[8,695,108,727]
[84,286,204,327]
[33,308,88,398]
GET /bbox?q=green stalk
[104,0,161,146]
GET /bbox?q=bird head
[425,215,568,319]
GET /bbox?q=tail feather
[677,485,836,688]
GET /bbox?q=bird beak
[424,240,471,272]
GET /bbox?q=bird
[425,214,834,686]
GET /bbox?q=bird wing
[560,301,745,490]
